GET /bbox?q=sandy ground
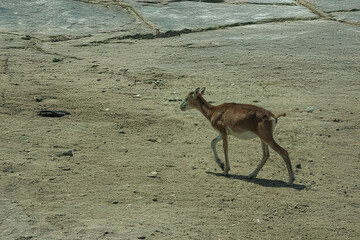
[1,19,359,239]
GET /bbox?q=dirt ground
[1,20,359,239]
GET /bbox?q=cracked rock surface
[1,1,359,240]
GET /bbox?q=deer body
[180,87,295,185]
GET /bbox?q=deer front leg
[211,134,224,170]
[222,133,230,175]
[248,140,269,179]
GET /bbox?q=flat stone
[226,0,296,4]
[330,11,360,25]
[133,0,297,4]
[0,0,136,36]
[304,0,360,13]
[128,1,316,33]
[38,110,70,117]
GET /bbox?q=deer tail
[272,113,286,124]
[274,113,286,119]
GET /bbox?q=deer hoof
[223,167,230,176]
[287,176,296,186]
[219,162,225,171]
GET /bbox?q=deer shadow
[206,171,307,190]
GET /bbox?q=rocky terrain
[0,0,359,239]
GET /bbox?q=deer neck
[196,96,214,120]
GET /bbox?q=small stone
[133,94,141,98]
[308,159,314,163]
[34,96,43,102]
[306,107,314,113]
[137,236,146,239]
[295,164,302,169]
[148,171,158,178]
[39,110,70,117]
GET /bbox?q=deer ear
[193,88,200,98]
[200,87,205,95]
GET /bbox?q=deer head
[180,87,206,111]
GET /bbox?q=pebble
[39,110,70,117]
[148,171,158,178]
[137,236,146,239]
[306,107,314,113]
[34,96,43,102]
[133,94,141,98]
[148,138,162,143]
[295,163,302,169]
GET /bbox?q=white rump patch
[272,118,277,130]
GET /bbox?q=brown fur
[181,87,295,185]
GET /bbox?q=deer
[180,87,295,185]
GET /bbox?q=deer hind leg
[267,139,295,185]
[211,134,224,170]
[248,140,269,179]
[222,133,230,175]
[258,121,295,185]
